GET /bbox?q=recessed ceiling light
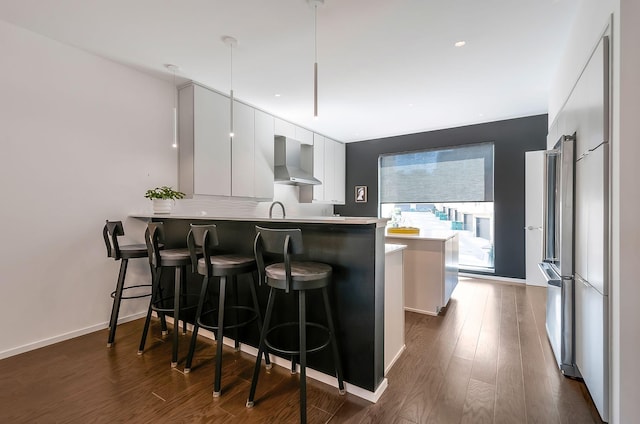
[275,93,281,97]
[454,41,466,47]
[408,103,414,107]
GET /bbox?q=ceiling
[0,0,580,142]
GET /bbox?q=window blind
[379,142,494,203]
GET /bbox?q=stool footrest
[151,293,200,314]
[264,322,331,356]
[198,306,258,332]
[110,284,153,300]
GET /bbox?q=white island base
[386,231,459,316]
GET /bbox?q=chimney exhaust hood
[274,136,321,185]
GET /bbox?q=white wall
[0,20,178,358]
[549,1,640,422]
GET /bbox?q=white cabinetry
[179,83,231,196]
[231,100,255,197]
[311,134,325,201]
[385,244,406,374]
[254,110,275,199]
[274,118,295,139]
[301,136,345,204]
[178,83,274,199]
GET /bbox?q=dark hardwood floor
[0,278,603,423]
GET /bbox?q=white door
[525,151,546,286]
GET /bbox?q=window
[379,143,495,271]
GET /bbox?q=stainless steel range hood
[274,136,321,185]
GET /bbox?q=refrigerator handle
[538,262,562,287]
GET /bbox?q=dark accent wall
[335,114,548,279]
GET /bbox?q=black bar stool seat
[246,226,345,424]
[138,222,200,368]
[184,224,270,398]
[103,220,166,348]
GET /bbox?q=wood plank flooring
[0,278,603,423]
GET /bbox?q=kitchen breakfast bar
[130,214,389,400]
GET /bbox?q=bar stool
[138,222,198,367]
[102,220,166,347]
[246,226,345,424]
[183,224,271,397]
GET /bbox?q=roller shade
[379,142,494,203]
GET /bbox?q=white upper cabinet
[178,83,231,196]
[274,118,295,138]
[334,140,346,203]
[254,110,275,199]
[301,135,345,205]
[324,138,346,204]
[312,134,325,201]
[178,83,274,199]
[231,100,255,197]
[295,126,313,145]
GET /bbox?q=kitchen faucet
[269,201,286,219]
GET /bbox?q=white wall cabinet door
[312,133,325,201]
[231,100,255,197]
[254,110,275,199]
[274,118,295,138]
[295,126,313,145]
[193,84,231,196]
[324,138,336,202]
[333,140,346,204]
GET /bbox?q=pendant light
[307,0,324,118]
[222,36,238,138]
[165,64,180,148]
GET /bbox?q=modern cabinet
[178,83,274,199]
[384,244,406,374]
[179,83,231,196]
[300,135,345,204]
[254,110,275,199]
[575,275,608,420]
[231,100,255,197]
[311,134,325,201]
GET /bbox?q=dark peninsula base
[132,216,387,396]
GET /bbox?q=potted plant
[144,186,185,214]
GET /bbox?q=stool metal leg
[249,271,271,368]
[139,266,162,354]
[247,287,276,407]
[184,275,210,373]
[299,289,307,424]
[181,266,188,335]
[107,258,128,347]
[150,264,168,336]
[322,287,346,394]
[171,266,181,367]
[213,276,227,397]
[231,276,240,351]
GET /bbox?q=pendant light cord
[313,3,318,117]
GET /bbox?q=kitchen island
[386,230,459,316]
[130,213,388,400]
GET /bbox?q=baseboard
[0,311,147,360]
[168,316,387,403]
[459,273,526,284]
[404,306,438,316]
[385,345,406,376]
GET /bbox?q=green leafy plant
[144,186,186,200]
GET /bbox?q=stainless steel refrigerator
[539,134,579,378]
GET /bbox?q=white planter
[152,199,173,214]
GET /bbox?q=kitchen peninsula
[131,213,388,399]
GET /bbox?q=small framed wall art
[355,185,367,203]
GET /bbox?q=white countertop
[385,229,458,241]
[130,213,389,227]
[385,243,407,254]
